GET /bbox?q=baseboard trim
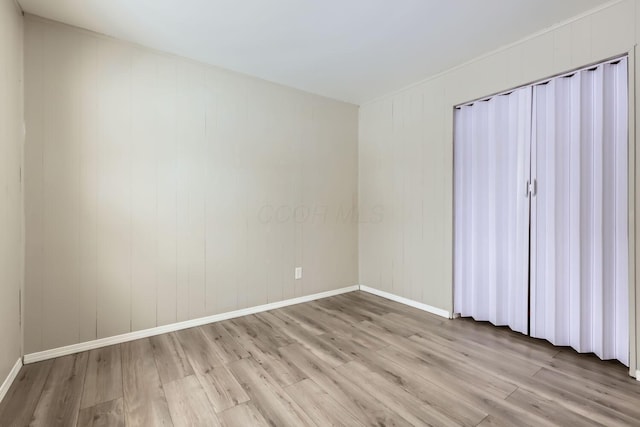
[636,370,639,380]
[0,358,23,404]
[358,285,452,319]
[24,285,359,364]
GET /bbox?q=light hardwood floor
[1,291,638,426]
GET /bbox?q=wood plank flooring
[1,291,638,426]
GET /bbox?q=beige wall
[359,0,639,373]
[0,0,23,383]
[23,16,358,354]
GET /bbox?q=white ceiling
[18,0,612,104]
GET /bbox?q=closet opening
[453,56,630,368]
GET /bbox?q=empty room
[1,0,640,425]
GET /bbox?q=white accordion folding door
[454,57,629,365]
[454,87,532,335]
[530,58,629,365]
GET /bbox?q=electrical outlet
[294,267,303,280]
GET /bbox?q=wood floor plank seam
[502,385,520,401]
[74,353,91,427]
[527,369,640,425]
[119,345,126,427]
[282,377,367,427]
[119,344,127,427]
[149,339,177,427]
[77,397,125,427]
[10,360,54,426]
[31,352,90,426]
[28,363,53,425]
[475,414,490,426]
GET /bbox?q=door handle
[531,179,537,197]
[525,179,537,198]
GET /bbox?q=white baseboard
[358,285,452,319]
[636,370,639,381]
[24,285,359,364]
[0,358,23,404]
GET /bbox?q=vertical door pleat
[578,70,595,352]
[487,100,498,325]
[568,72,582,352]
[591,65,605,360]
[515,91,533,334]
[615,61,629,364]
[608,60,629,362]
